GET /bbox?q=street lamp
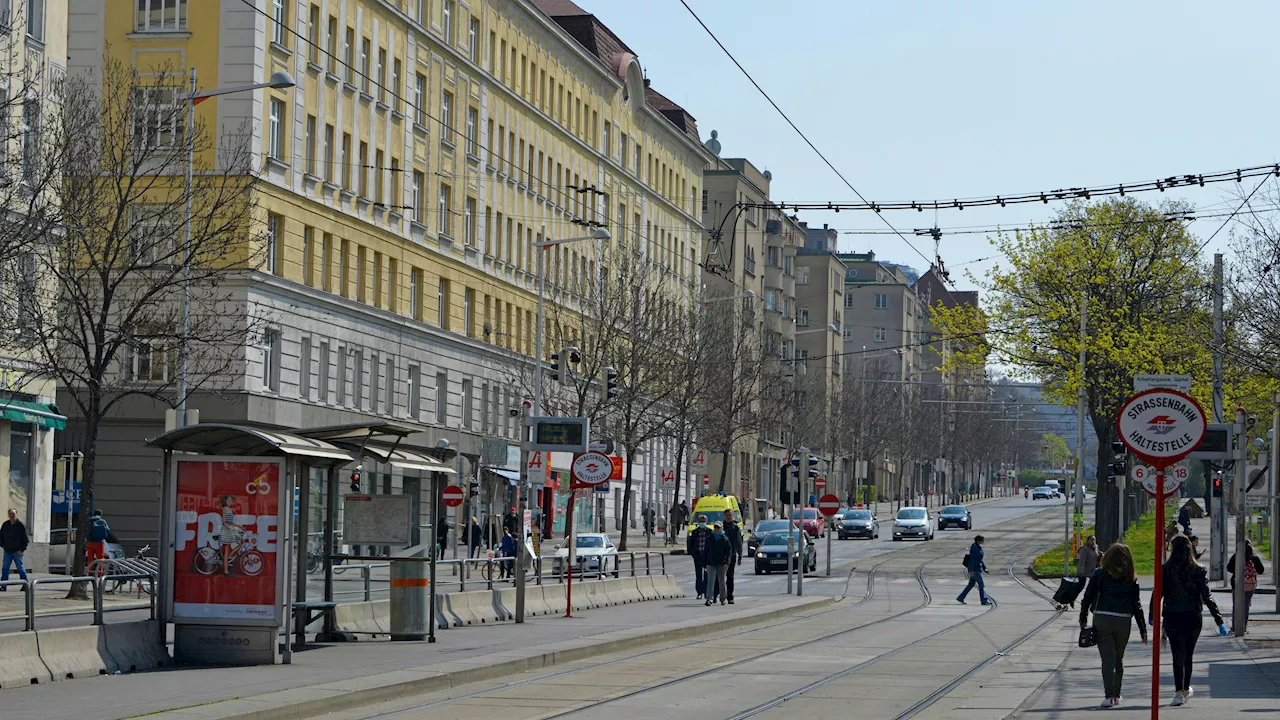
[533,227,611,413]
[176,69,295,428]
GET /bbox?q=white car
[550,533,617,575]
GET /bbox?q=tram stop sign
[1116,388,1208,467]
[442,485,465,507]
[817,494,841,517]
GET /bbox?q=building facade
[793,247,846,496]
[66,0,711,549]
[0,0,69,571]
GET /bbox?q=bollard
[645,552,651,575]
[362,565,372,602]
[487,558,494,590]
[458,561,466,592]
[389,545,431,641]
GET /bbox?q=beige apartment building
[793,247,846,497]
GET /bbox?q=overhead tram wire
[675,0,936,274]
[829,206,1280,239]
[1196,173,1273,253]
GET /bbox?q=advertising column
[169,457,288,665]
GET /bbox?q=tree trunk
[619,450,637,551]
[1093,421,1118,549]
[66,403,100,600]
[715,448,730,494]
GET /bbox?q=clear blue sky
[581,0,1278,290]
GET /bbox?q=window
[438,278,450,329]
[438,183,452,236]
[620,133,628,167]
[271,0,286,47]
[341,133,352,189]
[318,342,331,401]
[321,233,332,291]
[461,378,472,428]
[795,265,810,284]
[326,16,338,73]
[434,372,447,423]
[339,239,350,296]
[874,327,887,342]
[129,339,173,382]
[323,124,334,182]
[441,90,453,133]
[261,329,281,392]
[360,38,371,93]
[369,352,380,412]
[844,293,854,309]
[268,98,285,160]
[408,365,422,418]
[26,0,43,41]
[414,73,426,125]
[376,48,387,103]
[441,0,454,44]
[469,17,480,62]
[796,308,809,327]
[410,267,422,319]
[465,107,478,155]
[767,246,780,268]
[358,142,368,196]
[875,293,888,309]
[464,197,476,246]
[307,5,320,64]
[128,205,181,266]
[353,350,364,408]
[603,122,611,157]
[304,115,317,174]
[764,288,777,312]
[299,337,312,399]
[384,357,395,412]
[412,171,425,223]
[463,288,474,336]
[131,87,181,148]
[265,214,281,274]
[391,59,402,113]
[344,28,355,84]
[136,0,186,31]
[302,226,313,285]
[374,149,384,203]
[842,326,853,341]
[416,0,427,24]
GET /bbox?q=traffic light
[1212,475,1224,497]
[779,464,800,504]
[468,480,480,497]
[605,366,619,399]
[349,465,363,493]
[1108,440,1126,478]
[550,352,562,383]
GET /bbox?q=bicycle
[194,536,265,577]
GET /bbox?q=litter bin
[389,544,431,641]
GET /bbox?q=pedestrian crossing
[888,577,1018,586]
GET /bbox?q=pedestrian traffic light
[1212,476,1224,497]
[605,366,618,399]
[1109,459,1126,476]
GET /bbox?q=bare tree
[697,299,772,494]
[20,57,263,596]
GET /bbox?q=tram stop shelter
[149,422,455,665]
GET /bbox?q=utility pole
[1272,392,1279,614]
[1068,295,1085,574]
[1211,254,1226,582]
[1232,407,1248,635]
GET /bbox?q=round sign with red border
[817,494,841,517]
[815,476,827,490]
[1115,388,1207,468]
[571,451,613,486]
[442,485,465,507]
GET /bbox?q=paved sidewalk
[0,591,830,720]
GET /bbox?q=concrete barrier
[435,593,465,628]
[36,626,106,681]
[542,583,567,615]
[656,574,685,598]
[582,580,608,608]
[100,620,170,674]
[616,577,644,603]
[0,631,52,688]
[634,575,658,600]
[332,600,389,638]
[454,589,501,624]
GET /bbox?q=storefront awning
[0,399,67,430]
[485,468,522,486]
[367,445,456,475]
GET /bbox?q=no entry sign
[815,476,827,491]
[817,494,841,517]
[442,485,464,507]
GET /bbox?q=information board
[343,495,413,546]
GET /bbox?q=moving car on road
[747,519,793,554]
[937,505,972,531]
[892,507,934,541]
[791,507,824,538]
[550,533,617,575]
[838,509,879,539]
[1032,486,1054,500]
[1043,480,1062,498]
[753,530,816,575]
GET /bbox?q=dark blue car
[937,505,972,531]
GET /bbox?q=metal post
[1233,407,1248,635]
[1150,467,1167,719]
[515,405,531,623]
[177,68,196,426]
[1211,254,1226,581]
[1069,295,1085,574]
[362,565,371,602]
[428,472,439,642]
[1273,393,1279,615]
[825,521,831,576]
[294,464,310,648]
[323,466,337,638]
[564,490,575,617]
[798,453,806,597]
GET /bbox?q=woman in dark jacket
[1080,543,1147,709]
[1153,535,1225,706]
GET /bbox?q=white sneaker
[1114,697,1122,706]
[1100,698,1115,708]
[1186,686,1194,697]
[1171,691,1186,706]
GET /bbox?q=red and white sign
[173,459,282,622]
[570,451,613,488]
[691,448,708,474]
[660,468,676,487]
[441,485,465,507]
[1136,464,1188,497]
[1116,389,1208,467]
[526,451,549,482]
[609,455,624,480]
[814,476,827,491]
[817,494,841,517]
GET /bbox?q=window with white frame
[469,17,480,62]
[307,5,319,64]
[875,293,888,309]
[304,115,316,174]
[842,326,853,341]
[265,213,281,274]
[465,107,477,155]
[268,98,285,160]
[874,327,887,342]
[795,265,809,284]
[414,74,426,125]
[412,171,424,224]
[318,342,331,401]
[441,0,454,44]
[407,364,421,418]
[844,293,854,309]
[129,338,173,382]
[129,204,181,264]
[464,197,476,246]
[434,371,447,422]
[299,337,312,400]
[136,0,186,31]
[461,378,472,428]
[132,87,181,148]
[360,38,370,93]
[26,0,43,41]
[391,59,402,112]
[763,288,777,312]
[261,329,281,392]
[376,48,386,104]
[271,0,287,46]
[20,100,39,184]
[441,90,453,134]
[438,182,452,236]
[796,308,809,327]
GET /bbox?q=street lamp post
[788,323,837,597]
[176,68,294,428]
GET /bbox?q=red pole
[565,491,575,618]
[1151,467,1165,719]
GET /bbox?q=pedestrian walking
[1075,535,1100,579]
[703,522,732,606]
[1227,539,1266,634]
[468,517,482,558]
[956,535,990,605]
[1152,535,1226,706]
[687,515,712,599]
[722,509,743,605]
[1079,543,1147,709]
[499,528,517,579]
[0,508,29,590]
[86,509,112,575]
[1188,535,1204,561]
[1177,502,1192,536]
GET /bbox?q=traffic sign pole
[818,495,840,578]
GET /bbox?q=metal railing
[1,574,157,632]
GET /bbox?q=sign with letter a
[526,451,549,482]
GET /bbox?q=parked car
[1032,486,1054,500]
[892,507,934,541]
[753,530,816,575]
[550,533,617,575]
[937,505,972,531]
[838,509,879,539]
[748,519,793,554]
[791,507,824,538]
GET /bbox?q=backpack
[1244,560,1258,592]
[88,517,110,542]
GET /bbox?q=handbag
[1078,626,1097,648]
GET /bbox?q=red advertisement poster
[173,460,281,622]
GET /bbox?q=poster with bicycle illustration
[172,458,285,623]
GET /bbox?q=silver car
[892,507,934,541]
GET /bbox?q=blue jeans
[1,551,28,587]
[693,558,706,596]
[957,571,987,603]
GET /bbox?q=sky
[578,0,1279,292]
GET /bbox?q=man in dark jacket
[686,514,712,599]
[956,535,990,605]
[1,508,29,589]
[703,522,733,606]
[722,509,743,604]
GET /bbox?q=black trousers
[726,560,736,601]
[1165,611,1203,691]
